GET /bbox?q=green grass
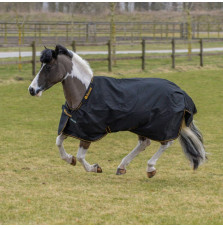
[0,59,223,224]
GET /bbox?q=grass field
[0,58,223,224]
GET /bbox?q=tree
[48,3,56,12]
[183,3,193,60]
[127,3,135,12]
[110,3,116,66]
[119,2,125,12]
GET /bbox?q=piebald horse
[28,45,207,178]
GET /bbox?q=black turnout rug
[58,76,197,142]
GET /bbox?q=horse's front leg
[56,133,76,165]
[76,141,102,173]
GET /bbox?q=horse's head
[28,45,73,96]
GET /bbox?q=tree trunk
[110,3,116,66]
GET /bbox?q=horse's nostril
[29,87,35,96]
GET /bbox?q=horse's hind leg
[76,141,102,173]
[56,133,76,165]
[146,141,173,178]
[116,136,151,175]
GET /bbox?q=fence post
[34,24,37,41]
[38,24,42,42]
[197,22,200,38]
[139,23,142,39]
[199,38,203,67]
[160,24,163,39]
[32,41,36,76]
[72,40,76,52]
[86,23,89,42]
[142,39,146,71]
[66,24,69,43]
[171,38,175,69]
[4,23,7,44]
[180,23,184,39]
[153,23,156,39]
[218,23,220,38]
[207,23,210,39]
[78,24,81,39]
[108,40,112,72]
[173,24,175,38]
[166,23,169,39]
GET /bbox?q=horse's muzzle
[29,86,36,96]
[28,86,42,97]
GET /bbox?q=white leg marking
[76,147,98,172]
[147,141,174,172]
[118,139,151,170]
[56,133,73,164]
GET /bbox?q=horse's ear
[55,44,72,58]
[52,50,57,59]
[55,45,65,56]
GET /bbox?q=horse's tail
[178,120,207,170]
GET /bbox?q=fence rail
[1,39,223,74]
[1,21,223,44]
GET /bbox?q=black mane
[40,45,73,63]
[40,49,56,63]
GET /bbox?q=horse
[28,44,207,178]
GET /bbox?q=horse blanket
[58,76,197,142]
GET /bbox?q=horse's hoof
[97,166,102,173]
[147,170,156,178]
[116,168,126,175]
[93,164,102,173]
[70,156,76,166]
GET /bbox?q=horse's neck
[69,52,93,88]
[62,77,86,109]
[62,52,93,109]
